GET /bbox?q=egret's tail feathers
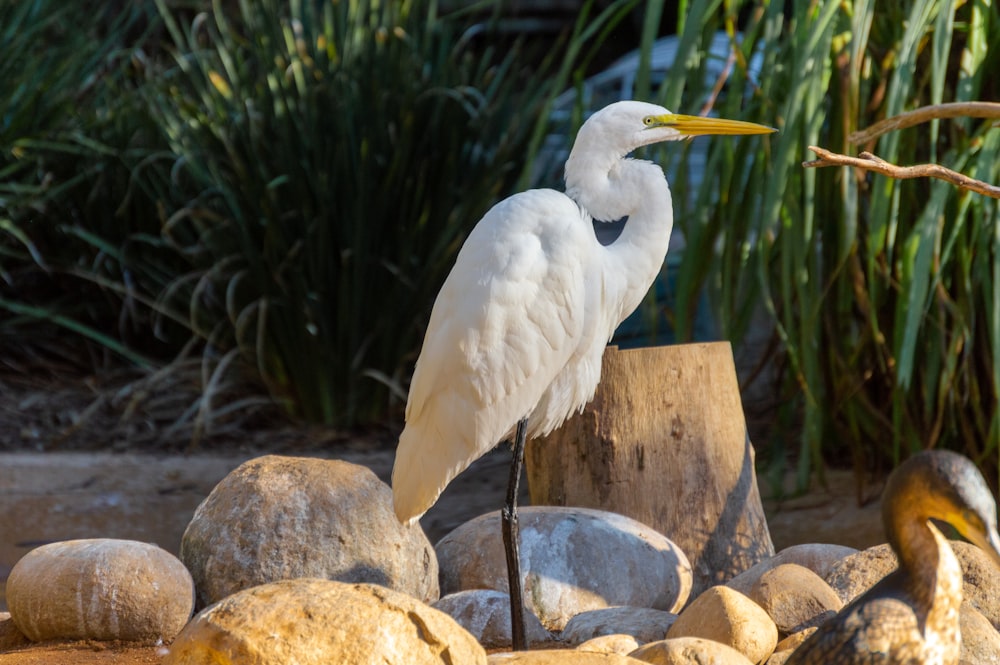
[391,450,441,525]
[391,408,479,526]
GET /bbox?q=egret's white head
[565,100,774,221]
[572,100,775,162]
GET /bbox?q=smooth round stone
[578,633,644,655]
[489,650,649,664]
[823,542,897,604]
[164,578,485,664]
[432,589,550,648]
[6,538,194,642]
[953,541,1000,630]
[748,563,842,634]
[438,506,692,630]
[825,540,1000,634]
[960,603,1000,664]
[629,636,755,664]
[562,607,677,644]
[667,586,777,664]
[726,544,857,597]
[180,455,438,607]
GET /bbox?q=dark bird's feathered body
[786,450,1000,665]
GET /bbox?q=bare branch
[803,146,1000,199]
[849,102,1000,144]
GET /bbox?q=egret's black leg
[501,417,529,651]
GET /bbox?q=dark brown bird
[786,449,1000,664]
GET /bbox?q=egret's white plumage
[391,101,774,524]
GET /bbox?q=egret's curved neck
[565,152,674,325]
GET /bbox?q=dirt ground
[0,363,885,664]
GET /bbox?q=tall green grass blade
[0,297,155,369]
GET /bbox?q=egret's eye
[643,116,654,126]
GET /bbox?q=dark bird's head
[883,449,1000,568]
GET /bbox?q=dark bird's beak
[956,516,1000,570]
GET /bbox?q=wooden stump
[525,342,774,597]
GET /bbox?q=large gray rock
[180,455,437,607]
[437,506,691,630]
[164,578,485,665]
[6,538,194,642]
[432,589,550,649]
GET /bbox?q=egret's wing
[392,190,592,523]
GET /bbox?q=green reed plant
[0,0,162,365]
[639,0,1000,486]
[135,0,637,424]
[1,0,638,431]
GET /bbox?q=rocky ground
[0,361,887,664]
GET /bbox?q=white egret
[391,100,774,649]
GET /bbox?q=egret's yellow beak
[649,113,776,136]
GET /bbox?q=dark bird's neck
[888,509,963,636]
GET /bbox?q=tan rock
[437,506,691,630]
[562,607,677,644]
[666,586,777,664]
[726,544,856,597]
[6,538,193,642]
[748,564,842,634]
[825,540,1000,627]
[489,650,648,663]
[578,633,644,655]
[180,455,438,607]
[823,542,896,604]
[164,578,485,664]
[432,589,550,649]
[763,649,792,665]
[953,541,1000,630]
[774,628,816,653]
[960,603,1000,665]
[765,629,817,665]
[629,636,755,664]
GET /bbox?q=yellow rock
[666,586,777,664]
[577,633,643,656]
[630,636,754,664]
[164,578,485,665]
[489,649,648,663]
